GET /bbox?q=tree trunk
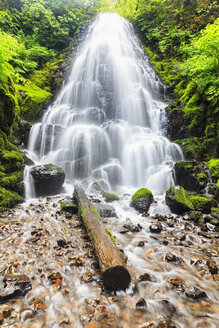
[73,185,131,291]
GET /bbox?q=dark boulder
[165,185,194,214]
[165,107,186,141]
[16,121,32,147]
[174,161,208,192]
[30,164,65,197]
[131,188,154,213]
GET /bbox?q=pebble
[185,287,207,300]
[149,223,162,233]
[206,260,218,274]
[136,298,147,311]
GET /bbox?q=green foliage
[208,159,219,180]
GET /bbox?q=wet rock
[2,306,13,318]
[103,192,119,202]
[137,241,145,247]
[57,239,68,248]
[16,120,32,147]
[20,308,34,321]
[131,188,154,213]
[149,223,162,233]
[165,252,181,263]
[157,322,168,328]
[161,300,176,317]
[185,287,207,300]
[154,214,166,221]
[31,297,47,311]
[165,185,194,214]
[169,278,186,293]
[138,272,156,282]
[123,218,142,232]
[172,230,186,241]
[167,219,175,227]
[136,298,147,311]
[30,164,65,197]
[174,161,208,192]
[94,203,116,218]
[61,201,78,214]
[0,274,32,304]
[206,260,218,274]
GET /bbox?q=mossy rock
[103,192,119,203]
[208,159,219,182]
[60,201,78,214]
[0,187,23,212]
[188,211,203,222]
[189,196,218,214]
[131,188,153,213]
[174,161,208,191]
[0,171,23,194]
[165,185,194,214]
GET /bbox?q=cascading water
[25,13,183,199]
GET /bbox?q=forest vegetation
[0,0,218,210]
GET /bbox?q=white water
[25,13,183,200]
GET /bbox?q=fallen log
[74,185,131,291]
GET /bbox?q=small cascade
[25,13,183,199]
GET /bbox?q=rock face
[165,185,194,214]
[30,164,65,197]
[174,161,208,191]
[131,188,154,213]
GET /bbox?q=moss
[174,138,205,160]
[188,211,203,222]
[103,192,119,202]
[205,123,216,138]
[216,179,219,201]
[189,195,217,214]
[1,150,24,172]
[132,188,152,203]
[0,187,23,211]
[105,229,116,243]
[211,207,219,213]
[0,171,23,191]
[45,164,64,173]
[90,206,103,222]
[208,159,219,180]
[166,186,194,211]
[197,173,207,180]
[60,201,78,213]
[20,82,52,121]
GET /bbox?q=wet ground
[0,194,219,328]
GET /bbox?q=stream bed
[0,193,218,328]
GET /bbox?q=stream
[0,12,218,328]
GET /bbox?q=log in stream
[74,185,131,291]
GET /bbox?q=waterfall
[25,13,183,199]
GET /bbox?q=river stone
[174,161,208,192]
[131,188,154,213]
[165,185,194,214]
[94,203,116,218]
[0,274,32,304]
[30,164,65,197]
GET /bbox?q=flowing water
[1,13,218,328]
[25,12,183,199]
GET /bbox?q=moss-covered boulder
[30,163,65,197]
[174,161,208,191]
[0,188,23,211]
[103,192,119,203]
[131,188,153,213]
[216,180,219,202]
[208,159,219,182]
[165,185,194,214]
[189,195,218,214]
